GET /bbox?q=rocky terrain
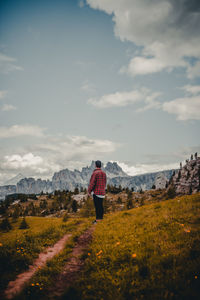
[0,161,175,200]
[169,154,200,195]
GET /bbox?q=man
[88,160,107,223]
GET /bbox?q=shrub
[62,212,69,222]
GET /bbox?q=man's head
[95,160,101,168]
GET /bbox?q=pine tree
[74,186,79,195]
[117,196,122,204]
[72,200,77,213]
[19,217,29,229]
[0,217,12,231]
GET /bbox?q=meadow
[0,216,91,296]
[65,193,200,300]
[0,192,200,299]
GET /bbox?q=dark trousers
[93,194,104,220]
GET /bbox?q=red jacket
[88,168,107,195]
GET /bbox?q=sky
[0,0,200,184]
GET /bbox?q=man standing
[88,160,107,223]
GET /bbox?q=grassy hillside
[65,193,200,300]
[0,216,91,294]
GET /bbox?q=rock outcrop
[169,155,200,195]
[155,173,168,189]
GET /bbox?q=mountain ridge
[0,161,176,200]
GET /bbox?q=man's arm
[88,172,96,195]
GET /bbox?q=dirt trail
[4,233,72,299]
[47,226,95,299]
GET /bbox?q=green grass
[64,193,200,300]
[14,219,92,300]
[0,216,86,292]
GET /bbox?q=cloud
[88,87,160,109]
[87,0,200,77]
[162,96,200,120]
[0,134,119,182]
[0,90,8,100]
[181,84,200,95]
[0,52,23,73]
[81,79,96,93]
[37,135,118,159]
[1,104,17,112]
[0,124,46,138]
[3,153,43,169]
[116,161,179,176]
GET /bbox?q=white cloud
[4,153,43,169]
[117,161,179,176]
[37,135,118,159]
[88,87,160,109]
[0,52,23,73]
[182,84,200,95]
[81,79,96,93]
[0,90,8,99]
[87,0,200,77]
[0,134,119,181]
[1,104,17,111]
[162,96,200,121]
[0,124,46,138]
[136,91,162,112]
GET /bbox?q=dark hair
[95,160,101,168]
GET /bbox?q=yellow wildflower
[116,242,120,246]
[194,276,197,279]
[0,243,3,247]
[132,253,137,258]
[36,283,40,286]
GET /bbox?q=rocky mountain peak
[4,173,25,186]
[105,161,129,178]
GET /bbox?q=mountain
[17,178,52,194]
[169,155,200,195]
[4,173,25,186]
[0,161,176,199]
[108,169,174,191]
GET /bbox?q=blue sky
[0,0,200,183]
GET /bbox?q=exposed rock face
[105,162,128,178]
[155,173,168,189]
[0,185,16,200]
[0,161,176,199]
[170,156,200,195]
[109,169,174,191]
[16,178,52,194]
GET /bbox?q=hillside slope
[67,193,200,300]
